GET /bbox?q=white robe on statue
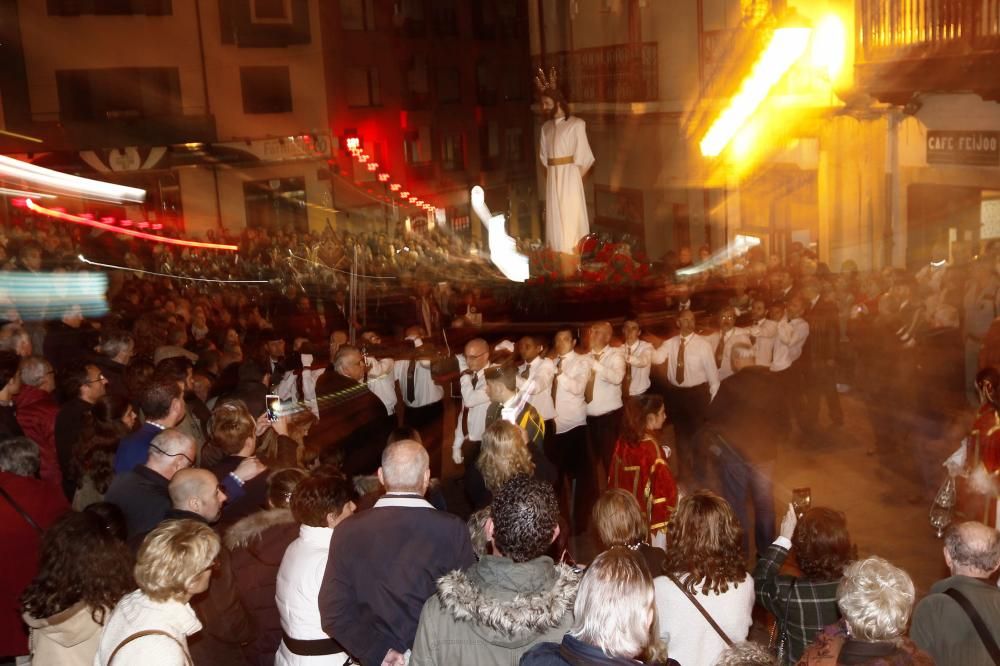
[540,115,595,254]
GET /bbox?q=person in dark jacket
[207,401,275,527]
[520,548,677,666]
[54,363,107,499]
[226,468,306,666]
[105,428,196,541]
[311,345,393,477]
[0,437,68,660]
[113,376,186,474]
[0,351,22,441]
[319,439,476,666]
[163,467,256,665]
[93,329,135,400]
[220,361,271,420]
[592,489,666,577]
[43,304,99,376]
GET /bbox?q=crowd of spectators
[3,218,1000,666]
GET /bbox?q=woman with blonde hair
[593,488,666,576]
[94,519,220,665]
[656,491,754,666]
[469,419,555,510]
[798,556,932,665]
[608,394,677,548]
[521,548,678,665]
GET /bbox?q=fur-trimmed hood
[434,555,579,648]
[224,507,295,551]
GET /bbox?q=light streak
[0,155,146,203]
[700,27,811,158]
[26,199,239,251]
[0,129,43,143]
[77,255,268,283]
[287,250,397,281]
[0,187,55,199]
[676,235,762,277]
[471,186,529,283]
[0,271,108,321]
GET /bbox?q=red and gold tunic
[608,436,678,534]
[971,404,1000,474]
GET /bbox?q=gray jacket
[911,574,1000,666]
[410,555,579,666]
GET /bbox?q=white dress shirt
[624,339,654,395]
[585,345,626,417]
[703,327,750,381]
[516,356,556,420]
[365,356,396,416]
[552,351,589,433]
[453,359,489,445]
[275,525,346,665]
[749,317,778,368]
[661,333,720,398]
[394,358,443,408]
[770,317,810,372]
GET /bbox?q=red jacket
[609,436,678,534]
[0,471,68,655]
[14,386,62,487]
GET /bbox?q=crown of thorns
[534,67,560,95]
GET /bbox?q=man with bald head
[158,468,254,663]
[452,338,492,467]
[320,440,475,666]
[105,428,196,539]
[911,521,1000,664]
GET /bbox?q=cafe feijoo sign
[927,130,1000,167]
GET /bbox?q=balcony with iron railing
[533,42,659,106]
[856,0,1000,102]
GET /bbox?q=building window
[441,132,464,171]
[403,57,429,109]
[47,0,172,15]
[501,66,528,102]
[244,177,308,232]
[437,67,460,103]
[394,0,425,36]
[505,127,524,164]
[340,0,375,30]
[345,67,381,107]
[479,120,500,170]
[251,0,291,23]
[56,68,181,121]
[240,66,292,114]
[431,0,457,36]
[403,127,432,165]
[475,60,497,105]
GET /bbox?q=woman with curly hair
[608,394,677,548]
[21,510,136,665]
[753,504,856,665]
[655,491,753,666]
[71,394,138,510]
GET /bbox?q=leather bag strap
[108,629,192,665]
[0,483,41,533]
[944,588,1000,665]
[666,572,733,646]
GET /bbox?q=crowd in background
[1,217,1000,666]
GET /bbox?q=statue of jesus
[536,67,595,275]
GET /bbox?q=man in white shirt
[584,322,626,469]
[360,331,397,419]
[551,328,589,531]
[452,338,491,467]
[770,299,810,376]
[659,309,719,484]
[748,299,778,368]
[395,326,445,445]
[703,306,750,381]
[516,335,556,458]
[622,320,654,397]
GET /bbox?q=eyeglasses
[149,443,194,468]
[83,374,106,385]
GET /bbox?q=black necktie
[406,360,417,404]
[676,338,686,385]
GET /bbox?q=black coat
[212,455,268,529]
[319,496,476,666]
[706,366,788,463]
[54,397,91,498]
[310,368,393,476]
[104,465,171,540]
[521,634,679,665]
